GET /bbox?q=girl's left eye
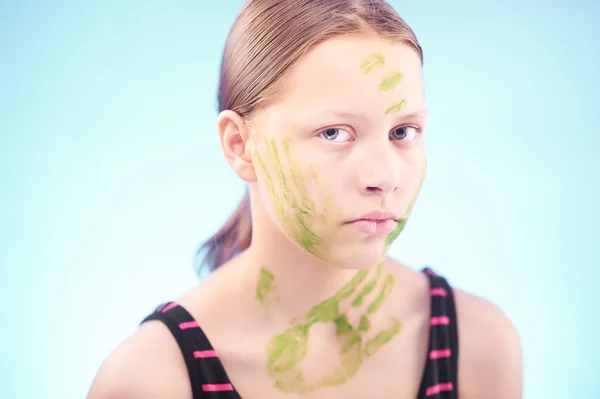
[389,126,419,141]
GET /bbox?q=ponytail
[196,190,252,274]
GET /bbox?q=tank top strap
[417,268,459,398]
[141,302,237,398]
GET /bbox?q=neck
[239,191,368,320]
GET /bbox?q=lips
[347,218,398,234]
[348,210,399,223]
[344,210,400,235]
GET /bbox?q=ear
[217,110,257,182]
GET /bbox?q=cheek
[403,158,427,212]
[254,138,340,257]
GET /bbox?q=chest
[215,317,430,399]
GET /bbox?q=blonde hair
[198,0,423,272]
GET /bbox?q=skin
[253,46,425,394]
[263,262,402,394]
[383,161,428,254]
[251,43,427,270]
[385,99,407,115]
[253,137,337,260]
[376,56,426,254]
[379,70,404,91]
[359,51,386,74]
[256,267,276,304]
[359,52,427,254]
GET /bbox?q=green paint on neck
[256,267,276,304]
[366,275,394,315]
[379,70,403,91]
[264,263,403,394]
[360,52,386,74]
[351,262,383,307]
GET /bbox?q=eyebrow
[321,109,428,121]
[317,109,368,121]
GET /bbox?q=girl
[88,0,522,398]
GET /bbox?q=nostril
[366,186,382,192]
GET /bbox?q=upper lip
[348,210,399,223]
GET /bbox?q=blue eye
[390,126,419,141]
[318,128,352,142]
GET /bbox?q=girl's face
[250,34,427,269]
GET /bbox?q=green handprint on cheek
[254,138,333,259]
[264,263,403,394]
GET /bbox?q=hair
[197,0,423,273]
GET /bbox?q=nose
[360,177,400,197]
[357,150,402,197]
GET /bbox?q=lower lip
[348,219,398,234]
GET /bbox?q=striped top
[141,267,458,398]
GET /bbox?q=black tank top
[141,267,459,398]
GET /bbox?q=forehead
[275,34,425,113]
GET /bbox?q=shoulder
[86,320,191,399]
[453,289,523,398]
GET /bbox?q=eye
[389,126,419,141]
[318,127,353,143]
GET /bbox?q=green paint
[366,275,394,315]
[384,98,408,114]
[383,161,428,253]
[256,267,276,304]
[333,269,370,300]
[351,262,383,307]
[254,149,284,216]
[360,52,386,74]
[379,70,403,91]
[254,138,329,258]
[285,139,314,213]
[364,318,403,357]
[268,138,296,209]
[383,216,408,252]
[358,315,370,331]
[265,263,403,394]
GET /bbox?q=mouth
[346,210,400,224]
[345,211,400,234]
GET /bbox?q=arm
[455,290,523,399]
[87,322,191,399]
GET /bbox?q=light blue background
[1,1,598,398]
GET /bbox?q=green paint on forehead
[379,70,403,91]
[360,52,386,74]
[384,98,407,115]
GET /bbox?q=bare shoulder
[454,289,523,398]
[86,264,237,399]
[86,321,191,399]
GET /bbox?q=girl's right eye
[318,128,353,143]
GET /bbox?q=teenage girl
[87,0,522,398]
